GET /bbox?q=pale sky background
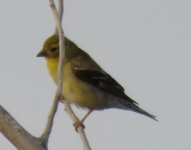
[0,0,191,150]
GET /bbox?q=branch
[64,104,91,150]
[40,92,59,146]
[0,105,46,150]
[48,0,92,150]
[39,0,65,146]
[58,0,64,21]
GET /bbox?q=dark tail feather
[130,103,158,121]
[119,99,158,121]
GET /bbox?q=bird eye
[50,47,57,52]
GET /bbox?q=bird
[37,34,157,127]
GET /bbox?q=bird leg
[80,109,93,124]
[73,109,93,131]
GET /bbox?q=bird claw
[73,121,85,132]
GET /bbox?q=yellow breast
[46,58,59,83]
[46,58,108,109]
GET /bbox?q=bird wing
[73,67,136,103]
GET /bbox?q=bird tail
[119,99,158,121]
[130,103,158,121]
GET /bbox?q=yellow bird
[37,34,157,124]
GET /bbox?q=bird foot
[59,95,65,103]
[73,121,85,132]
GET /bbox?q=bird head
[37,34,59,58]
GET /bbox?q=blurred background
[0,0,190,149]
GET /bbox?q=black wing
[73,68,136,103]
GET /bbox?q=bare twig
[39,0,65,145]
[64,104,91,150]
[49,0,91,150]
[58,0,64,21]
[0,105,46,150]
[40,92,60,146]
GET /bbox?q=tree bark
[0,105,46,150]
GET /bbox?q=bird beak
[37,49,46,57]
